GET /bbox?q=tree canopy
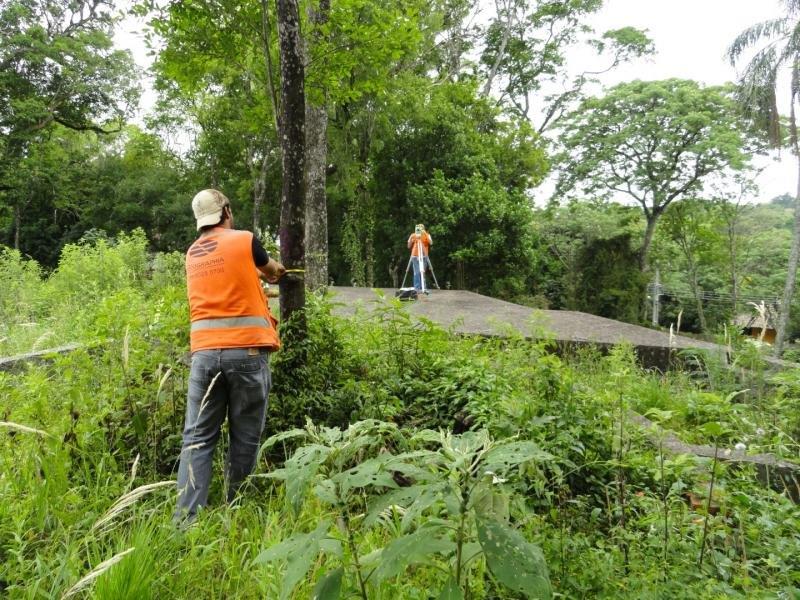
[557,79,757,271]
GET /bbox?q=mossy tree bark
[276,0,306,338]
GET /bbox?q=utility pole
[651,268,660,327]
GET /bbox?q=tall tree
[556,79,754,273]
[728,4,800,354]
[479,0,653,132]
[0,0,138,248]
[712,178,759,316]
[149,0,280,233]
[304,0,330,290]
[276,0,306,333]
[659,199,724,332]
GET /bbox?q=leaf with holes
[401,482,447,532]
[364,485,427,527]
[370,525,455,583]
[477,519,551,599]
[333,456,401,496]
[481,441,552,475]
[284,444,331,514]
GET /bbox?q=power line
[647,283,780,305]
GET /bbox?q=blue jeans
[412,255,431,291]
[175,348,271,520]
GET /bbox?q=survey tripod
[400,235,440,292]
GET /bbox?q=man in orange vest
[175,189,285,521]
[407,223,432,293]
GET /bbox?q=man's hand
[258,259,286,284]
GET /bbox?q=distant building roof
[734,313,775,330]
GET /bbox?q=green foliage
[575,232,646,322]
[0,0,139,254]
[258,422,552,599]
[479,0,653,129]
[557,79,758,272]
[559,80,754,204]
[3,200,800,600]
[366,82,548,294]
[533,200,645,320]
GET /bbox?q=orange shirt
[186,228,280,352]
[408,232,432,257]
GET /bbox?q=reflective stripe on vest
[186,228,280,352]
[190,315,270,332]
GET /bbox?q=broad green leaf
[401,482,447,532]
[314,479,339,506]
[458,542,483,567]
[364,485,428,527]
[254,521,331,600]
[260,428,308,453]
[253,520,330,564]
[285,444,331,514]
[411,429,441,444]
[371,526,455,583]
[449,431,491,455]
[470,478,510,522]
[482,441,552,474]
[442,485,462,517]
[699,422,728,438]
[437,576,464,600]
[312,567,343,600]
[319,538,343,557]
[333,456,401,496]
[477,519,551,599]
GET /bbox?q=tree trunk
[276,0,306,334]
[728,224,739,316]
[774,151,800,355]
[305,103,328,290]
[13,202,20,250]
[252,151,271,234]
[481,0,514,97]
[639,213,658,272]
[304,0,330,291]
[365,224,374,288]
[689,268,708,332]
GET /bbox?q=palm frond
[735,44,782,145]
[727,18,788,64]
[782,0,800,17]
[778,20,800,62]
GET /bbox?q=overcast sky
[119,0,795,202]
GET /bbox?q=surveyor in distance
[175,189,285,522]
[407,223,433,293]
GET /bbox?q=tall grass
[1,234,799,598]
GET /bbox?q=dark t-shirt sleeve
[252,236,270,267]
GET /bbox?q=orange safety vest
[408,232,432,257]
[186,228,280,352]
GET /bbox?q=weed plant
[1,235,799,598]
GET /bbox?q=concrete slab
[0,343,82,374]
[327,287,722,369]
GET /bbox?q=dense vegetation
[3,0,799,340]
[4,0,800,598]
[1,237,799,598]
